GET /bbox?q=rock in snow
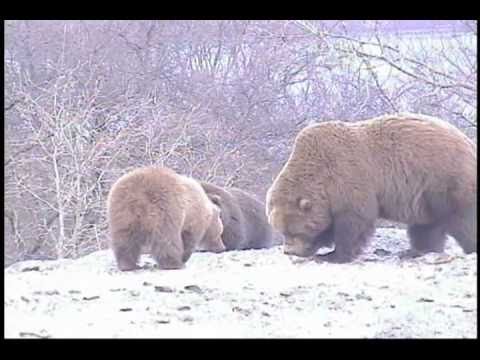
[4,228,477,338]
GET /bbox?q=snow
[4,228,477,338]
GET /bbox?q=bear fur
[107,166,225,271]
[266,113,477,263]
[199,182,275,251]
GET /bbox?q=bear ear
[298,198,312,211]
[210,194,221,206]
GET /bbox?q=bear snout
[284,245,309,258]
[210,240,226,253]
[284,239,307,257]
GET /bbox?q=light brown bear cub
[200,182,275,251]
[266,113,477,263]
[107,166,225,271]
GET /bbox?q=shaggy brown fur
[266,113,477,263]
[199,182,274,251]
[107,167,224,271]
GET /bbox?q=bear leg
[315,211,374,263]
[115,249,141,271]
[445,207,477,254]
[407,223,447,255]
[111,229,145,271]
[151,233,185,270]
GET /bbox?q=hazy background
[4,20,477,266]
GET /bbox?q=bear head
[200,202,226,253]
[266,125,335,258]
[266,186,333,257]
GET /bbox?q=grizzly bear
[266,113,477,263]
[199,182,275,251]
[107,166,225,271]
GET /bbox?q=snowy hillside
[4,228,477,339]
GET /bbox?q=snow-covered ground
[4,228,477,339]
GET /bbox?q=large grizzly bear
[107,166,225,271]
[266,113,477,263]
[199,182,275,251]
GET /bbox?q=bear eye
[210,194,221,206]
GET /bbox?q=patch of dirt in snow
[4,228,477,338]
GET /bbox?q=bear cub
[107,166,224,271]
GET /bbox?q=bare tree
[4,20,477,265]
